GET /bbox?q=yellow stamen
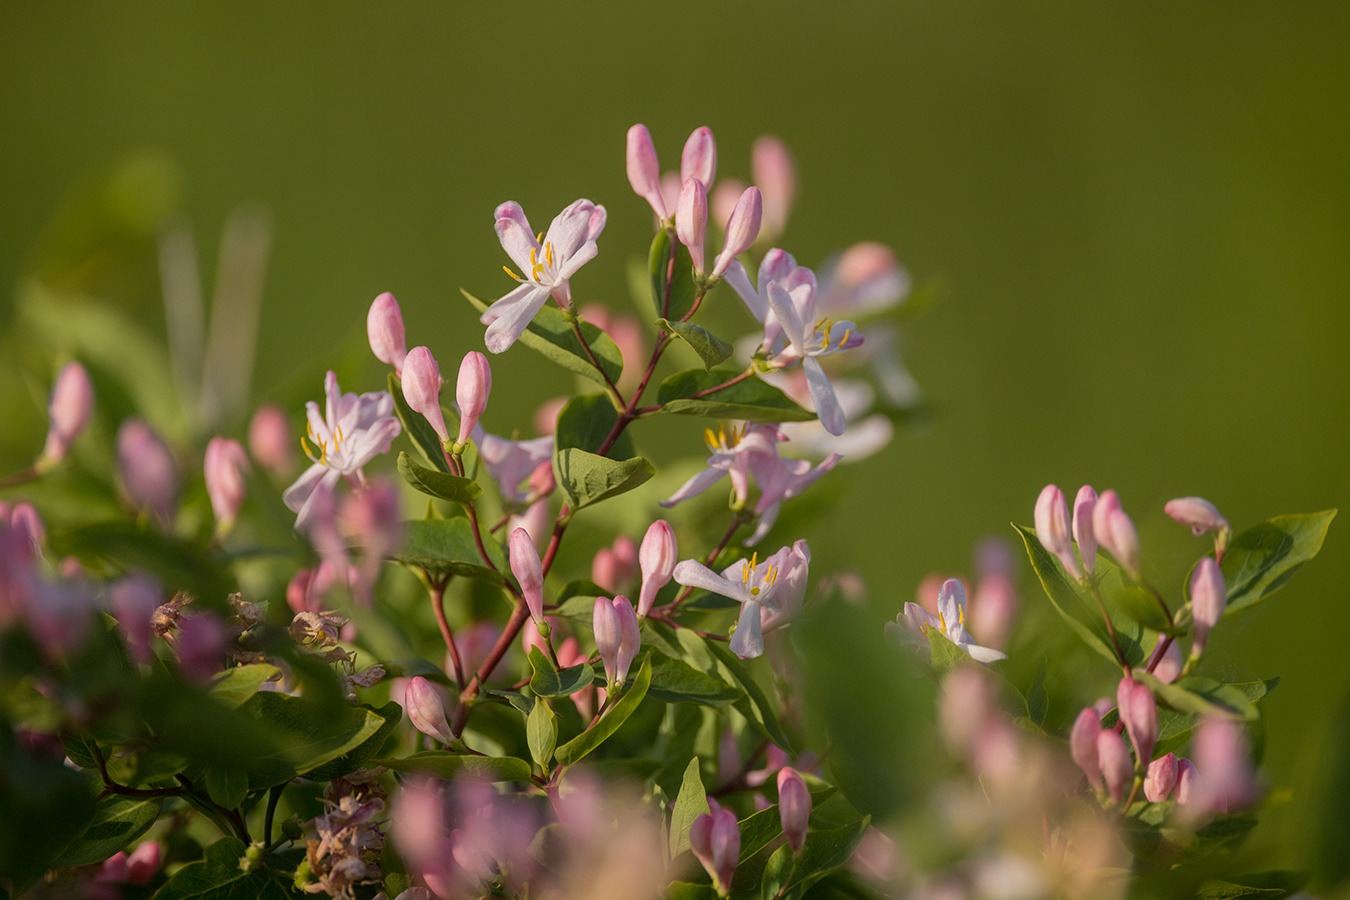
[503,265,524,281]
[820,332,831,351]
[959,605,964,626]
[838,328,852,349]
[545,241,554,269]
[536,232,543,243]
[938,611,947,632]
[704,427,717,450]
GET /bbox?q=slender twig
[90,742,187,798]
[1142,579,1174,623]
[570,317,625,407]
[0,465,39,491]
[451,601,531,738]
[430,578,466,689]
[1087,584,1131,672]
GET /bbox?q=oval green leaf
[555,448,656,511]
[555,656,652,766]
[648,228,699,320]
[657,318,734,370]
[372,751,534,783]
[392,518,506,582]
[397,451,482,504]
[656,369,815,422]
[528,646,597,699]
[1220,509,1337,614]
[52,794,163,867]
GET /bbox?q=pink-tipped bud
[368,292,407,372]
[1146,635,1184,683]
[626,124,668,220]
[1034,484,1080,579]
[1175,757,1199,804]
[510,527,544,626]
[247,406,295,477]
[455,352,491,447]
[680,126,717,189]
[175,612,226,682]
[1188,557,1227,656]
[1117,676,1158,767]
[711,178,747,232]
[1164,496,1230,537]
[593,596,622,685]
[116,418,179,525]
[204,437,250,531]
[1072,485,1099,575]
[614,595,640,684]
[637,520,677,616]
[711,187,763,279]
[1070,707,1104,789]
[676,178,708,276]
[1193,717,1259,811]
[1144,752,1179,802]
[9,504,44,556]
[1097,729,1133,803]
[528,459,555,497]
[401,346,448,443]
[777,766,811,855]
[939,666,996,758]
[591,537,637,595]
[405,676,454,744]
[41,361,94,466]
[110,575,161,665]
[1093,490,1142,580]
[124,841,162,885]
[751,135,797,241]
[969,573,1017,650]
[689,798,739,894]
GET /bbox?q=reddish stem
[430,579,466,689]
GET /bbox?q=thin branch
[430,578,466,689]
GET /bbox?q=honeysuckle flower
[758,539,811,632]
[1073,485,1099,575]
[1117,675,1158,767]
[774,376,894,463]
[204,436,250,532]
[723,248,816,346]
[637,520,676,616]
[471,423,553,506]
[1093,490,1142,579]
[482,198,606,353]
[816,242,910,319]
[710,186,762,280]
[509,527,545,626]
[401,346,448,444]
[777,767,811,855]
[248,405,295,478]
[1144,752,1179,802]
[672,542,810,659]
[367,291,407,374]
[1070,707,1104,790]
[745,451,842,546]
[681,126,717,188]
[626,124,668,221]
[117,418,180,526]
[766,281,863,436]
[1097,729,1133,803]
[1035,484,1081,580]
[660,422,783,511]
[593,595,640,687]
[751,135,796,242]
[592,534,638,595]
[890,578,1008,663]
[689,798,739,895]
[284,372,401,533]
[405,676,454,744]
[1165,495,1231,543]
[1189,556,1226,657]
[39,360,94,468]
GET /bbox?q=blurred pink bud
[125,841,162,884]
[660,171,682,218]
[689,798,739,894]
[711,187,762,280]
[342,479,402,559]
[521,615,560,658]
[1072,485,1098,575]
[175,612,226,681]
[711,178,748,231]
[455,352,492,446]
[974,537,1016,580]
[626,124,668,220]
[752,136,796,240]
[1193,717,1259,811]
[532,396,566,437]
[1175,757,1199,804]
[1146,635,1183,683]
[1097,729,1133,803]
[110,575,161,665]
[613,595,640,684]
[637,520,677,616]
[939,666,995,757]
[970,573,1017,650]
[204,437,250,530]
[1070,707,1103,789]
[1035,484,1081,579]
[368,292,408,373]
[507,498,551,550]
[41,361,94,465]
[98,852,130,883]
[676,178,708,276]
[1093,490,1142,579]
[777,767,811,855]
[680,126,717,188]
[247,405,295,478]
[1189,556,1226,656]
[117,418,179,525]
[9,504,44,556]
[286,568,318,615]
[717,728,741,785]
[392,779,448,865]
[592,535,638,594]
[402,346,448,443]
[406,676,454,744]
[1164,496,1230,537]
[528,460,555,497]
[510,527,544,625]
[1144,752,1179,802]
[593,596,640,685]
[1117,676,1157,767]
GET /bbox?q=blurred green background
[2,0,1347,875]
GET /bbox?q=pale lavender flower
[472,423,554,506]
[1189,556,1227,657]
[1035,484,1080,580]
[510,527,545,626]
[673,542,810,659]
[774,377,895,463]
[248,405,296,478]
[455,352,491,447]
[401,346,448,444]
[637,520,677,616]
[722,248,814,338]
[660,423,783,511]
[1073,485,1099,575]
[777,766,811,855]
[746,451,841,545]
[689,798,739,895]
[204,436,250,532]
[367,292,407,374]
[117,418,179,525]
[766,281,864,436]
[890,578,1007,663]
[40,361,94,467]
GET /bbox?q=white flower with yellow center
[672,542,810,659]
[887,578,1007,664]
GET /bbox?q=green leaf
[667,883,723,900]
[759,817,870,900]
[926,628,969,678]
[648,650,744,707]
[648,228,699,320]
[1195,879,1286,899]
[528,646,596,699]
[657,318,734,370]
[208,664,282,709]
[204,764,249,809]
[305,701,403,782]
[555,448,656,511]
[736,787,839,863]
[153,837,300,900]
[389,373,452,473]
[1135,673,1258,721]
[462,288,623,388]
[669,757,709,859]
[52,794,162,867]
[1221,510,1337,614]
[397,452,482,505]
[1027,658,1049,726]
[236,692,388,789]
[1108,580,1184,636]
[555,656,653,765]
[392,518,506,582]
[527,699,558,770]
[656,369,815,422]
[372,751,533,783]
[554,393,637,460]
[0,742,97,889]
[702,638,795,753]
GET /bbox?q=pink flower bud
[1093,490,1141,579]
[286,568,318,615]
[752,135,797,241]
[939,666,996,758]
[969,573,1017,650]
[175,612,226,682]
[1146,634,1183,683]
[1070,707,1104,789]
[9,503,44,556]
[204,437,250,530]
[1188,556,1226,655]
[593,596,641,686]
[125,841,162,885]
[402,346,448,443]
[42,361,94,465]
[676,178,708,276]
[247,405,295,477]
[637,520,677,616]
[98,852,130,883]
[520,615,559,659]
[455,352,491,447]
[392,779,448,866]
[507,498,551,550]
[614,595,640,684]
[680,126,717,189]
[1117,676,1157,767]
[1034,484,1080,579]
[1097,729,1133,803]
[110,575,161,665]
[1144,752,1179,802]
[1193,717,1259,811]
[1175,757,1199,804]
[689,798,739,894]
[1072,485,1098,575]
[116,418,179,525]
[1164,496,1230,537]
[510,527,544,626]
[405,676,454,744]
[368,292,407,373]
[711,187,762,279]
[777,766,811,855]
[528,459,555,497]
[626,124,668,220]
[711,178,748,231]
[533,396,566,437]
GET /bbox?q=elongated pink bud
[1144,752,1179,802]
[689,798,739,894]
[1093,490,1142,579]
[9,504,44,555]
[681,126,717,188]
[117,418,179,525]
[752,135,797,241]
[248,406,295,477]
[711,178,747,232]
[1117,676,1157,767]
[593,596,622,686]
[777,766,811,855]
[710,187,762,279]
[1146,634,1183,683]
[110,575,161,665]
[613,595,640,684]
[1193,717,1259,811]
[1072,485,1098,575]
[626,124,668,220]
[1175,757,1199,804]
[204,437,250,531]
[1164,496,1229,537]
[1070,707,1103,789]
[592,535,638,594]
[1097,729,1133,803]
[125,841,162,885]
[970,573,1017,650]
[1035,484,1080,579]
[637,520,677,616]
[1189,556,1226,656]
[402,346,448,443]
[368,292,407,373]
[41,361,94,466]
[676,178,708,276]
[455,351,492,447]
[405,676,454,744]
[510,527,544,626]
[175,612,226,682]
